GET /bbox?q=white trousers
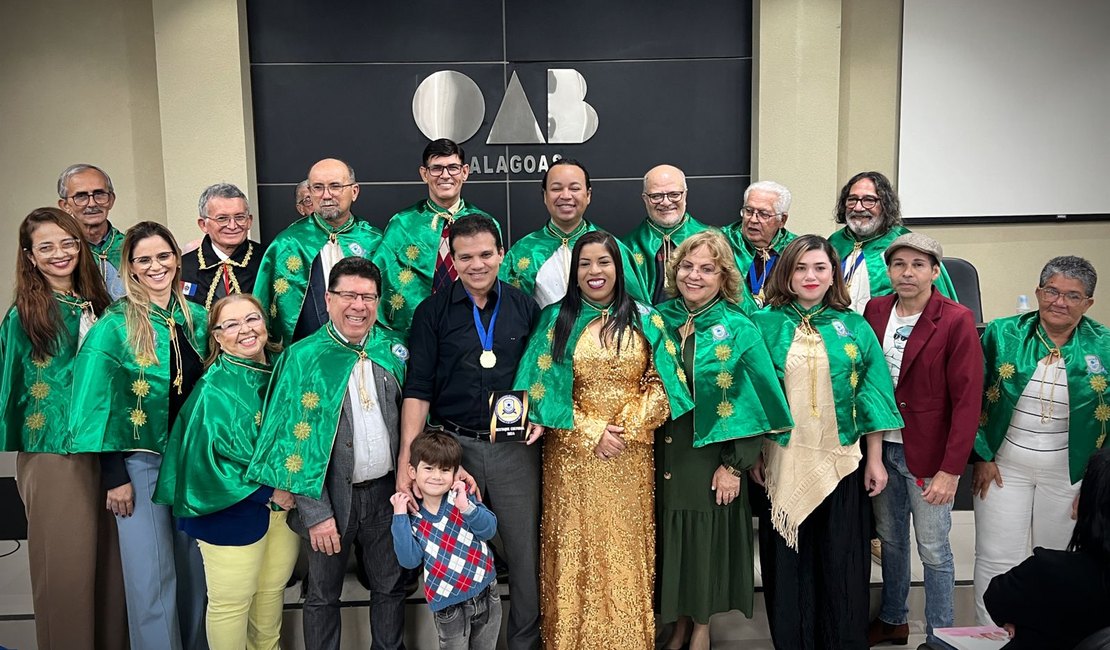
[972,439,1080,624]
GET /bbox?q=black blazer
[985,547,1110,650]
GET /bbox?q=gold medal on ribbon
[480,350,497,368]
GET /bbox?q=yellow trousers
[197,509,300,650]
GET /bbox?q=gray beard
[847,214,883,238]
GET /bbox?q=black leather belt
[436,419,491,441]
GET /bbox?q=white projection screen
[898,0,1110,223]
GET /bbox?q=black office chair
[942,256,984,325]
[1074,627,1110,650]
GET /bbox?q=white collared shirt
[334,329,394,482]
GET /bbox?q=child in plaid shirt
[391,430,501,649]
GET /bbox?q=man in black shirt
[398,214,541,650]
[180,182,261,310]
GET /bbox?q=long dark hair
[15,207,112,361]
[764,234,850,310]
[1069,448,1110,566]
[551,231,640,361]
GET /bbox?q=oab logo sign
[412,70,598,173]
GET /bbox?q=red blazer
[863,290,984,478]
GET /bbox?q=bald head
[642,164,688,227]
[307,158,359,225]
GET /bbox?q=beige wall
[757,0,1110,323]
[0,0,166,309]
[0,0,253,309]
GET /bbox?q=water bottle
[1016,294,1031,314]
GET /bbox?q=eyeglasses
[28,238,81,256]
[130,251,175,270]
[676,261,722,276]
[423,163,464,177]
[205,213,251,227]
[1038,286,1088,306]
[308,182,356,196]
[66,190,113,207]
[214,312,265,336]
[328,290,379,304]
[644,190,685,204]
[741,206,783,222]
[297,196,313,207]
[845,195,880,209]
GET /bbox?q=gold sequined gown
[540,328,671,650]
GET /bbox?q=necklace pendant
[480,350,497,368]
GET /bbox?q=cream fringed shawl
[763,327,862,550]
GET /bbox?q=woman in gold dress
[514,231,693,649]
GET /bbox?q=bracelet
[723,465,743,478]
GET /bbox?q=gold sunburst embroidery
[398,268,414,285]
[986,386,1001,403]
[284,256,303,273]
[717,402,734,418]
[1091,375,1107,393]
[844,343,859,361]
[129,409,147,427]
[389,294,405,311]
[135,354,155,368]
[633,252,645,265]
[517,257,531,270]
[254,411,263,427]
[676,368,687,384]
[998,363,1016,380]
[25,412,46,431]
[664,339,677,355]
[849,371,859,389]
[529,382,546,401]
[650,314,664,329]
[31,357,52,370]
[29,381,50,400]
[546,328,554,341]
[131,379,150,398]
[537,354,553,371]
[716,372,733,389]
[293,422,312,440]
[1096,404,1110,423]
[301,392,320,409]
[405,245,420,261]
[284,454,304,473]
[274,278,290,296]
[714,344,731,361]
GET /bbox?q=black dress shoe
[867,618,909,646]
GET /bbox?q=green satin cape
[511,300,693,430]
[750,303,903,446]
[828,225,957,301]
[500,220,651,305]
[723,224,797,280]
[373,199,495,335]
[254,214,383,345]
[656,297,793,446]
[68,298,207,453]
[974,312,1110,483]
[620,213,710,302]
[245,321,408,499]
[0,295,92,453]
[153,353,275,517]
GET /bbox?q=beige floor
[0,511,980,649]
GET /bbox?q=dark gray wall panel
[505,0,752,61]
[247,1,504,63]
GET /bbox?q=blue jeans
[433,581,502,650]
[873,442,955,639]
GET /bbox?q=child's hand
[451,480,470,510]
[390,492,411,515]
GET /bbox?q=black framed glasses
[423,163,465,177]
[844,195,879,209]
[328,290,379,304]
[67,190,113,207]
